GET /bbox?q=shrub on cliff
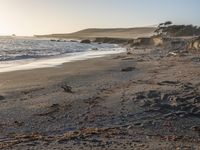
[155,21,200,37]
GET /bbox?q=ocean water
[0,37,125,72]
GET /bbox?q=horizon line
[0,24,158,37]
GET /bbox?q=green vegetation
[155,21,200,37]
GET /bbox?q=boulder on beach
[121,67,136,72]
[80,39,91,44]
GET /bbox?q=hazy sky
[0,0,199,36]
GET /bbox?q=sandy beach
[1,46,200,149]
[0,0,200,149]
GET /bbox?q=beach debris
[80,39,91,44]
[121,67,136,72]
[0,127,121,149]
[61,84,73,93]
[167,52,178,57]
[0,95,5,100]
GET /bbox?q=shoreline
[0,52,127,92]
[0,48,125,73]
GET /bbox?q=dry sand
[1,47,200,149]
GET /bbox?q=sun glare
[0,25,8,35]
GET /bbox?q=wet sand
[1,48,200,149]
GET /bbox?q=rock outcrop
[188,37,200,50]
[162,38,188,51]
[93,36,200,52]
[130,38,154,47]
[80,39,91,44]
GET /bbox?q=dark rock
[121,67,136,72]
[0,95,5,100]
[80,39,91,44]
[61,84,73,93]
